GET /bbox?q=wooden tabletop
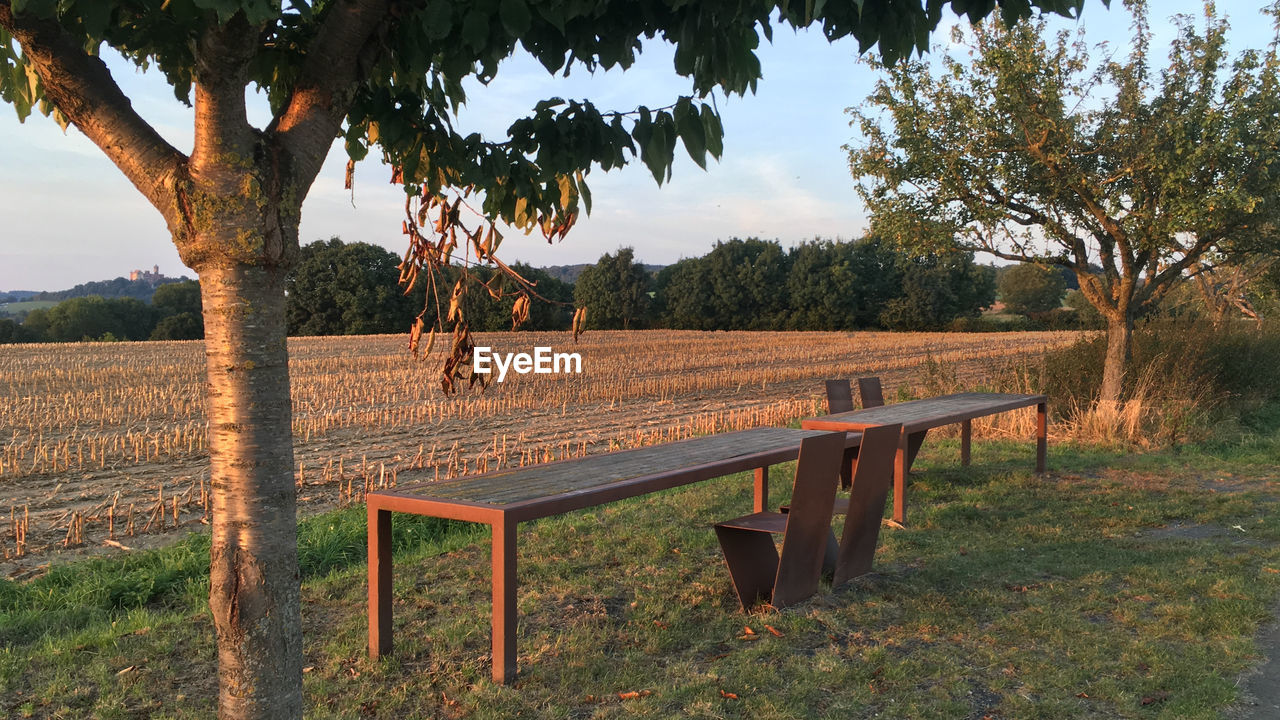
[802,392,1047,434]
[372,426,862,521]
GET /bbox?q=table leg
[960,419,972,467]
[368,505,392,659]
[1036,401,1048,473]
[904,430,928,469]
[893,431,909,525]
[754,466,769,513]
[492,517,517,685]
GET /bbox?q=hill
[539,262,665,284]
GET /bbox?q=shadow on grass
[0,508,482,648]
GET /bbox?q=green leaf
[701,105,723,159]
[11,0,57,18]
[575,170,592,215]
[676,99,707,169]
[499,0,532,36]
[537,4,566,34]
[421,0,454,41]
[76,1,114,38]
[462,9,490,49]
[644,113,675,185]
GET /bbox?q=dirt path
[1233,608,1280,719]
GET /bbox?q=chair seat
[781,497,849,515]
[716,511,787,534]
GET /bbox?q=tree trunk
[1099,315,1133,410]
[199,261,302,719]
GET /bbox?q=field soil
[0,329,1076,576]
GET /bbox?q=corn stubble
[0,330,1075,565]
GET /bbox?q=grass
[3,415,1279,719]
[0,300,57,316]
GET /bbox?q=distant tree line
[1,236,1003,343]
[27,232,1260,345]
[577,237,997,332]
[31,275,192,302]
[0,280,203,343]
[284,238,574,336]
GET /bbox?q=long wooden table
[366,426,863,684]
[802,392,1047,525]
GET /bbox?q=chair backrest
[856,376,884,409]
[834,422,901,586]
[824,379,854,414]
[771,431,845,608]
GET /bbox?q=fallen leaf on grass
[1004,583,1040,593]
[764,624,783,637]
[1265,568,1279,574]
[116,666,136,675]
[618,690,652,700]
[1076,692,1089,698]
[719,690,739,699]
[742,626,755,635]
[302,666,314,673]
[1141,691,1169,706]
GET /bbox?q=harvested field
[0,329,1076,574]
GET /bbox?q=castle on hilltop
[129,265,166,284]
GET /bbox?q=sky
[0,1,1273,291]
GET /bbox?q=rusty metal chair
[826,377,884,412]
[714,432,845,612]
[857,376,885,409]
[831,423,901,587]
[779,423,902,584]
[824,379,854,414]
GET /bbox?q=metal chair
[824,379,854,414]
[778,423,902,584]
[714,432,845,612]
[857,376,884,409]
[831,423,901,587]
[825,377,884,412]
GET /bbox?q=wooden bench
[802,392,1048,525]
[366,426,863,684]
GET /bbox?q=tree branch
[1135,232,1218,307]
[1,3,186,219]
[270,0,391,195]
[191,14,260,178]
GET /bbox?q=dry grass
[0,330,1076,571]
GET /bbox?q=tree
[0,316,35,343]
[287,238,417,336]
[700,238,791,329]
[152,279,202,318]
[42,295,154,341]
[152,311,205,339]
[999,263,1066,316]
[573,247,651,330]
[1,1,1099,715]
[786,239,863,330]
[152,279,205,338]
[654,257,714,330]
[849,2,1280,407]
[878,249,995,330]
